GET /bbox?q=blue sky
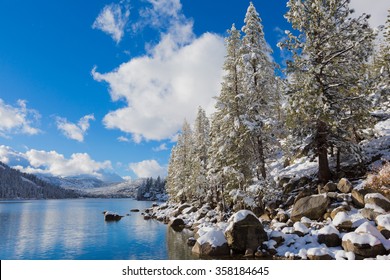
[0,0,388,180]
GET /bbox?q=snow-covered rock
[225,210,268,253]
[192,229,230,257]
[317,224,341,247]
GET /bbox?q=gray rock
[323,182,338,192]
[291,194,330,222]
[337,178,353,193]
[225,211,268,253]
[351,188,374,208]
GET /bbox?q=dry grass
[366,162,390,199]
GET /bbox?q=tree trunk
[316,120,331,183]
[336,147,341,174]
[257,136,267,179]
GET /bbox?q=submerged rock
[104,212,123,221]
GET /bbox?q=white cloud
[21,149,112,178]
[129,159,166,178]
[0,99,40,137]
[152,143,168,152]
[93,0,225,142]
[92,2,130,43]
[350,0,389,29]
[56,114,95,142]
[117,136,130,142]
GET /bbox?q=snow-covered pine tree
[166,120,194,202]
[240,2,279,180]
[370,9,390,111]
[207,24,253,210]
[280,0,375,182]
[189,106,210,203]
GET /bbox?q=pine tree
[240,2,279,180]
[280,0,375,182]
[189,106,210,203]
[207,24,252,210]
[166,120,194,202]
[370,9,390,111]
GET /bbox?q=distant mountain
[0,162,80,199]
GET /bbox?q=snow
[332,212,351,226]
[365,193,390,203]
[355,222,390,250]
[318,224,340,235]
[307,247,331,257]
[376,214,390,231]
[293,222,310,235]
[334,250,355,260]
[228,210,257,223]
[364,203,386,214]
[197,229,227,247]
[342,232,381,247]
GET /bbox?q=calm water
[0,198,197,260]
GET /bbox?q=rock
[333,211,353,232]
[283,183,295,194]
[104,212,123,221]
[317,225,341,247]
[380,229,390,239]
[360,208,381,221]
[182,206,197,215]
[337,178,353,193]
[192,229,230,257]
[342,222,389,258]
[307,247,333,260]
[177,204,191,214]
[323,182,338,192]
[291,194,330,222]
[275,210,289,223]
[152,202,159,207]
[364,193,390,212]
[130,209,140,212]
[293,188,313,204]
[342,235,386,258]
[293,222,310,237]
[168,218,185,232]
[330,205,350,220]
[244,248,255,257]
[143,214,151,220]
[187,237,196,247]
[376,214,390,238]
[224,210,268,253]
[351,187,373,208]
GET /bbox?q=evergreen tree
[189,106,210,203]
[166,120,194,202]
[280,0,375,182]
[240,2,279,180]
[208,24,252,210]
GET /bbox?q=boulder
[330,205,350,220]
[337,178,353,193]
[104,212,123,221]
[168,218,185,231]
[332,211,353,232]
[130,209,140,212]
[291,194,330,222]
[224,210,268,253]
[364,193,390,212]
[307,247,333,260]
[351,187,373,208]
[317,225,341,247]
[342,234,386,258]
[323,182,338,192]
[192,229,230,257]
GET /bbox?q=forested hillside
[166,1,390,213]
[0,162,80,199]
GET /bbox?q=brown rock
[225,210,268,253]
[324,182,338,192]
[337,178,353,193]
[192,241,230,257]
[318,233,341,247]
[307,254,333,260]
[168,218,185,231]
[351,188,374,208]
[342,236,386,258]
[291,194,330,222]
[364,193,390,212]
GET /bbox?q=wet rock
[192,229,230,257]
[291,194,329,222]
[337,178,353,193]
[104,212,123,221]
[225,210,268,253]
[130,209,140,212]
[168,218,185,232]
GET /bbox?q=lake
[0,198,197,260]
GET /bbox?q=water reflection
[0,199,197,260]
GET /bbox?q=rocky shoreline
[141,177,390,260]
